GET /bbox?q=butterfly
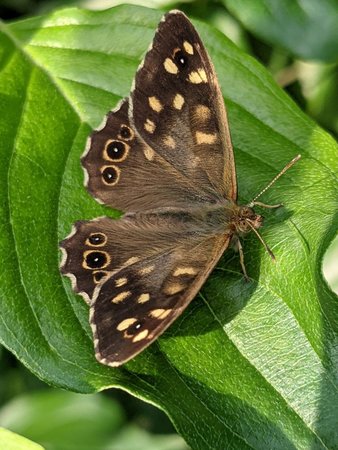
[59,10,300,367]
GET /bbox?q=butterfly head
[229,204,276,264]
[234,206,263,234]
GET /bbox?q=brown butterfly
[60,10,300,367]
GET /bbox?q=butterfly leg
[232,237,249,281]
[251,200,282,209]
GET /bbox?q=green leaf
[301,61,338,135]
[0,391,124,448]
[0,389,187,450]
[323,235,338,294]
[108,424,189,450]
[222,0,338,62]
[0,4,337,449]
[0,427,44,450]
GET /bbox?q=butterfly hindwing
[131,10,237,201]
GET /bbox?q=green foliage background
[0,1,337,449]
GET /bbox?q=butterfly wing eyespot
[93,270,109,284]
[118,125,134,141]
[83,250,110,270]
[101,165,120,186]
[173,48,188,68]
[103,140,129,162]
[86,232,107,247]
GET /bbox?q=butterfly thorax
[124,202,262,239]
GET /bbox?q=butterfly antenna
[246,219,276,261]
[248,155,301,207]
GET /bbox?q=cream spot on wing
[79,290,91,305]
[89,307,95,323]
[143,145,155,161]
[115,277,127,287]
[137,293,150,303]
[183,41,194,55]
[139,265,155,275]
[132,329,149,342]
[173,93,185,110]
[59,246,68,269]
[191,156,201,168]
[112,291,131,304]
[188,68,208,84]
[173,267,198,276]
[148,96,163,113]
[144,118,156,134]
[116,317,137,331]
[83,166,89,188]
[195,131,217,145]
[149,309,172,319]
[125,256,140,266]
[194,105,211,122]
[165,283,186,295]
[164,58,178,74]
[163,136,176,149]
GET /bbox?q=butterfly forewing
[131,10,237,201]
[82,98,216,213]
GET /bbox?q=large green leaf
[223,0,338,62]
[0,5,337,449]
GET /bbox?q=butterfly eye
[101,166,120,185]
[87,232,107,246]
[84,251,109,269]
[241,207,254,218]
[104,140,129,162]
[173,49,187,68]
